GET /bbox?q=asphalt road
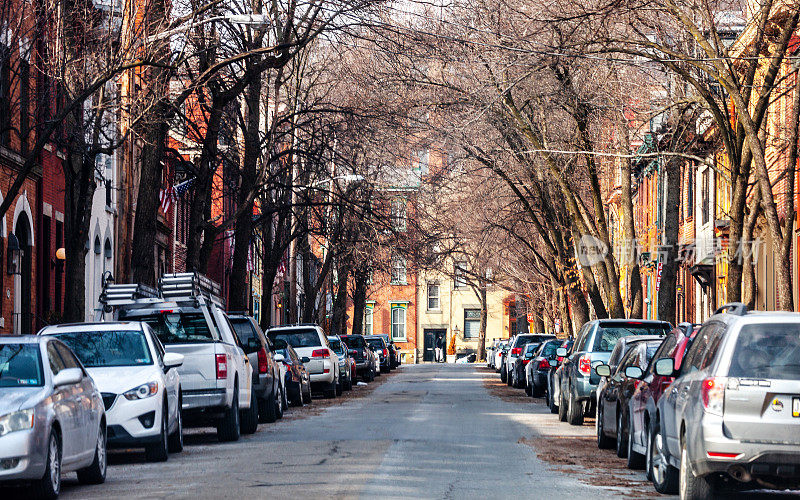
[56,364,627,499]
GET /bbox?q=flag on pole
[159,177,195,214]
[656,262,663,291]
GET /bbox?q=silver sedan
[0,336,107,498]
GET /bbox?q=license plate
[794,397,800,418]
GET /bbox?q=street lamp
[6,235,21,275]
[310,174,364,188]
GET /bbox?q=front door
[423,329,445,362]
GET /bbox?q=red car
[627,323,699,478]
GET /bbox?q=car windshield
[594,324,669,352]
[52,330,153,367]
[270,329,321,348]
[132,312,214,344]
[728,323,800,380]
[341,336,366,348]
[366,339,384,349]
[515,336,536,348]
[0,344,43,387]
[329,339,344,354]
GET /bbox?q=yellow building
[416,262,512,362]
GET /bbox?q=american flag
[159,178,195,213]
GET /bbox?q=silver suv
[651,303,800,498]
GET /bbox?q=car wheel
[275,385,284,420]
[291,382,304,407]
[260,385,279,424]
[525,381,533,396]
[566,390,584,426]
[217,388,241,442]
[558,389,568,422]
[240,388,259,435]
[506,368,513,386]
[324,378,337,398]
[596,404,614,449]
[303,382,313,403]
[500,366,507,383]
[344,375,352,391]
[680,437,715,499]
[336,377,343,396]
[31,429,61,499]
[650,420,679,494]
[615,409,628,458]
[626,411,645,469]
[146,408,169,462]
[168,399,183,453]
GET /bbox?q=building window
[391,254,406,285]
[363,306,373,336]
[701,168,710,225]
[427,282,440,310]
[464,309,481,339]
[391,306,406,341]
[391,199,407,232]
[454,261,467,288]
[0,44,10,147]
[686,165,694,218]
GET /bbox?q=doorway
[423,329,446,362]
[14,215,32,334]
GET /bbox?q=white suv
[39,322,185,462]
[267,325,339,398]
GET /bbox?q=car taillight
[257,347,269,374]
[522,359,531,365]
[511,347,522,356]
[216,354,228,379]
[383,348,388,358]
[538,359,550,370]
[578,356,591,375]
[312,349,330,358]
[701,377,726,416]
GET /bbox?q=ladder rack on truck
[97,272,223,319]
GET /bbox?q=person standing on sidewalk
[435,335,444,363]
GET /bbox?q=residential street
[56,364,620,499]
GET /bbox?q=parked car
[526,339,561,397]
[493,341,508,372]
[594,337,663,468]
[547,339,573,414]
[511,343,540,388]
[365,335,391,373]
[487,340,502,369]
[627,323,699,490]
[113,273,255,442]
[328,335,353,393]
[272,340,311,406]
[378,334,401,368]
[594,334,665,430]
[0,336,107,498]
[653,303,800,497]
[268,324,339,398]
[557,319,670,425]
[502,334,555,385]
[39,322,185,462]
[228,314,285,422]
[340,334,376,381]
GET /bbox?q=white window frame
[464,308,481,339]
[391,306,406,341]
[427,282,440,311]
[391,254,407,285]
[363,306,373,336]
[454,261,468,289]
[391,199,407,232]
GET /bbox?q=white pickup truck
[107,274,255,442]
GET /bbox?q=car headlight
[123,381,159,400]
[0,409,34,437]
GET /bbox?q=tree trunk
[476,283,488,361]
[350,271,368,336]
[742,185,761,309]
[62,150,95,322]
[658,158,681,324]
[618,120,643,318]
[330,261,350,336]
[130,103,170,286]
[229,75,261,312]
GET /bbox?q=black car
[272,339,312,406]
[340,334,376,381]
[365,335,391,373]
[228,314,285,423]
[378,334,401,368]
[594,338,663,467]
[511,343,540,389]
[526,339,562,397]
[546,339,573,414]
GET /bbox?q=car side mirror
[301,356,310,363]
[163,352,184,372]
[595,364,611,377]
[556,347,567,357]
[625,366,644,379]
[349,349,358,356]
[53,368,82,387]
[524,353,534,359]
[654,358,675,377]
[549,359,559,368]
[273,353,285,363]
